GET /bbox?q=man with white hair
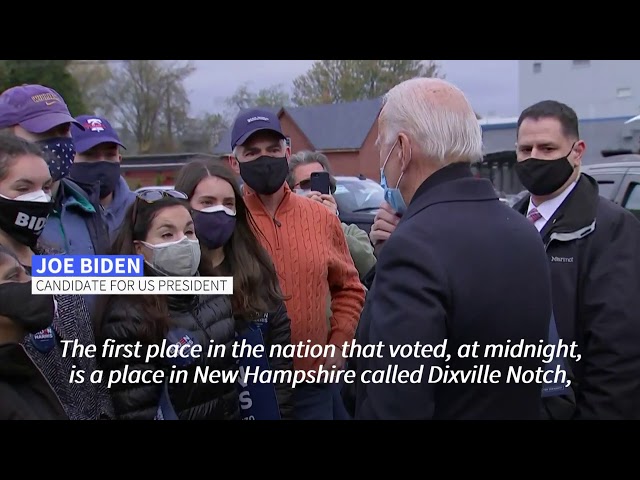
[350,78,553,420]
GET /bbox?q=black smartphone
[310,171,331,195]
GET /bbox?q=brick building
[213,98,384,181]
[120,153,219,189]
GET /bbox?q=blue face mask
[380,139,408,215]
[38,137,76,182]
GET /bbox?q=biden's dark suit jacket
[351,162,553,420]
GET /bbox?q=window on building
[572,60,591,68]
[617,87,632,98]
[533,62,542,73]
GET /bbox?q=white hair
[232,138,287,158]
[379,78,483,165]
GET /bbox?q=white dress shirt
[526,181,578,232]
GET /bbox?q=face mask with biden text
[0,190,54,248]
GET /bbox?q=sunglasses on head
[132,189,189,225]
[136,189,188,202]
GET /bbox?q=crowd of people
[0,77,639,420]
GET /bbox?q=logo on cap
[31,92,60,106]
[247,116,270,124]
[84,118,105,132]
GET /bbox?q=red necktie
[528,207,542,223]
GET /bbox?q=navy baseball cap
[71,115,126,154]
[230,108,285,151]
[0,84,84,133]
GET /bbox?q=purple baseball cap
[231,108,285,151]
[71,114,126,154]
[0,84,84,133]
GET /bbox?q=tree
[292,60,444,106]
[178,112,228,153]
[224,82,290,120]
[101,60,196,153]
[67,60,114,115]
[0,60,86,115]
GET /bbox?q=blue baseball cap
[0,84,83,133]
[71,114,126,154]
[230,108,285,151]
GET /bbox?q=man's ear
[118,153,123,163]
[398,132,412,172]
[228,155,240,175]
[573,140,586,167]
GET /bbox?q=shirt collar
[527,180,578,221]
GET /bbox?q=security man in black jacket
[513,100,640,420]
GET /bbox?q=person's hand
[370,201,400,246]
[323,347,346,370]
[306,191,338,215]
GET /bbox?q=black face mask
[515,146,576,196]
[70,161,121,199]
[239,156,289,195]
[0,196,54,248]
[0,281,55,334]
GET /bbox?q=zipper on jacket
[269,196,287,250]
[22,344,67,416]
[272,217,281,249]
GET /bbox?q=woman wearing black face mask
[175,158,294,420]
[0,246,68,420]
[94,191,241,420]
[0,133,114,420]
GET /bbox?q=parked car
[582,155,640,221]
[333,176,383,234]
[137,176,385,234]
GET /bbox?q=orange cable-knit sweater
[244,184,366,372]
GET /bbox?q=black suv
[582,154,640,221]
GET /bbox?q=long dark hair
[94,195,190,343]
[175,158,288,319]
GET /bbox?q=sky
[185,60,519,119]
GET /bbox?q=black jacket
[0,343,68,420]
[100,294,240,420]
[514,174,640,420]
[238,301,295,419]
[350,163,553,420]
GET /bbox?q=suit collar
[404,162,497,220]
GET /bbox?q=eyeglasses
[296,178,337,194]
[132,189,189,226]
[298,179,312,190]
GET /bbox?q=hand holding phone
[310,171,331,195]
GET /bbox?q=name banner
[32,255,144,277]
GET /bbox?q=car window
[334,179,384,213]
[624,183,640,220]
[596,181,617,200]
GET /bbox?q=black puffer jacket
[100,293,239,420]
